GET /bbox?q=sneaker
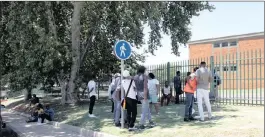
[115,123,121,127]
[149,121,156,126]
[138,125,145,129]
[208,114,212,120]
[189,117,196,121]
[88,114,96,118]
[128,127,137,131]
[184,118,190,122]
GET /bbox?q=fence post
[210,56,215,95]
[167,62,170,83]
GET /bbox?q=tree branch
[80,35,94,64]
[45,1,59,44]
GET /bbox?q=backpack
[214,75,221,86]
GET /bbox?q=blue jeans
[114,100,121,124]
[140,99,151,125]
[184,92,194,118]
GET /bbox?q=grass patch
[4,96,264,137]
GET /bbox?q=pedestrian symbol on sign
[114,40,132,60]
[120,43,126,57]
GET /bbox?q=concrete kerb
[7,109,117,137]
[5,122,25,137]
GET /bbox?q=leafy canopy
[0,1,214,91]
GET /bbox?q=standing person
[120,70,138,131]
[196,62,213,121]
[173,71,182,104]
[183,67,198,122]
[112,73,122,126]
[134,66,153,129]
[148,73,159,115]
[87,75,97,118]
[161,81,172,106]
[212,69,221,101]
[108,74,117,113]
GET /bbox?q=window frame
[212,40,238,48]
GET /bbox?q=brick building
[187,32,264,89]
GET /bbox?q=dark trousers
[111,100,114,113]
[184,92,194,118]
[175,88,181,104]
[39,113,52,123]
[161,94,171,106]
[89,95,96,114]
[126,97,137,128]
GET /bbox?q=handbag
[121,79,133,110]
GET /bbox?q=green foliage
[0,1,214,92]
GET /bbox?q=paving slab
[1,110,86,137]
[2,109,119,137]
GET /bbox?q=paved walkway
[1,110,84,137]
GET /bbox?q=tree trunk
[59,79,67,104]
[25,88,32,101]
[65,1,84,104]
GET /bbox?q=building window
[213,41,238,48]
[222,65,237,72]
[213,43,220,48]
[229,41,237,46]
[223,66,229,71]
[221,42,228,47]
[230,65,237,71]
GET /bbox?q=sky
[136,2,264,66]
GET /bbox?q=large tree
[0,1,214,103]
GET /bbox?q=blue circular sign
[114,40,132,60]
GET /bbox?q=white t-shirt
[163,86,171,95]
[122,79,137,100]
[196,67,212,90]
[148,79,159,95]
[87,80,97,97]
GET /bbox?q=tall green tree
[0,1,214,103]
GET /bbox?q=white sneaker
[208,113,212,119]
[128,127,137,131]
[88,114,96,118]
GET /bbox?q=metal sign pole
[120,60,125,128]
[113,40,132,129]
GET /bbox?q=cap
[122,70,130,77]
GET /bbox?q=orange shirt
[184,76,197,94]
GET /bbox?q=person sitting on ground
[29,94,39,106]
[26,103,44,123]
[39,104,55,123]
[161,81,172,106]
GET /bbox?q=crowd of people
[21,61,221,131]
[85,61,220,131]
[85,62,217,131]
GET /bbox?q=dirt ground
[3,96,264,137]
